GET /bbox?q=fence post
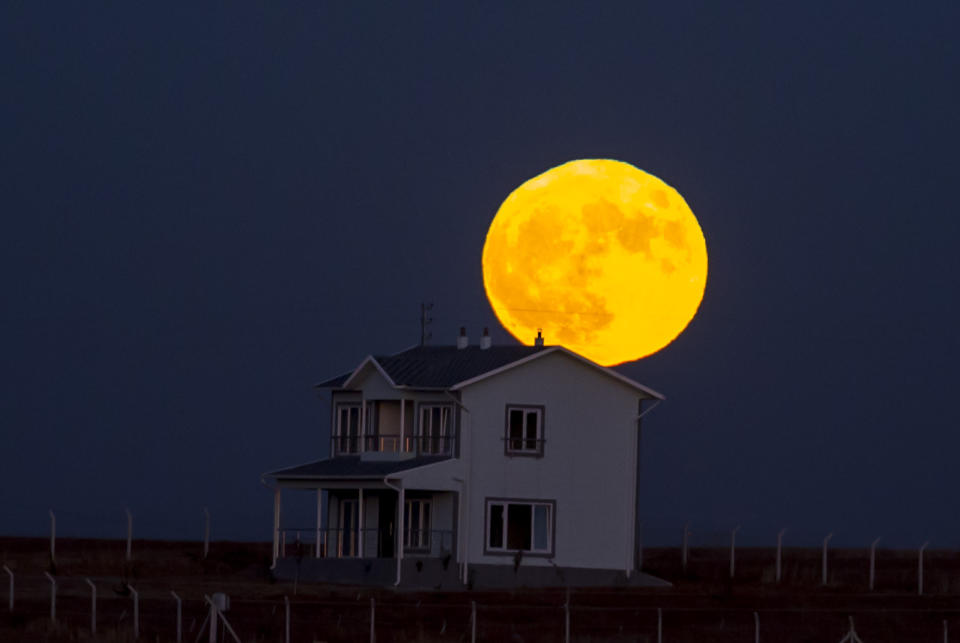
[822,533,833,586]
[208,596,217,643]
[370,597,376,643]
[681,522,690,572]
[919,541,929,596]
[869,538,880,591]
[171,591,182,643]
[776,529,786,584]
[754,611,759,643]
[657,607,663,643]
[128,584,139,639]
[126,508,133,561]
[944,619,948,643]
[2,565,12,612]
[85,578,96,634]
[471,600,477,643]
[730,526,740,579]
[49,510,56,564]
[44,572,55,624]
[284,596,290,643]
[203,508,211,559]
[564,587,571,643]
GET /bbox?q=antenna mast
[419,302,433,346]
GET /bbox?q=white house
[263,329,668,589]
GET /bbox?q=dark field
[2,537,959,642]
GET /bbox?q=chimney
[457,326,468,349]
[480,327,492,350]
[534,329,544,347]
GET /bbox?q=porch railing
[330,435,456,457]
[277,527,454,559]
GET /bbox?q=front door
[378,493,396,558]
[339,499,358,557]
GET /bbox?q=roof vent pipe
[534,329,544,347]
[480,327,491,350]
[457,327,468,349]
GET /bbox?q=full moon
[482,159,708,366]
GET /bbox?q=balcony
[330,435,455,457]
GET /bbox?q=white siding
[460,350,642,571]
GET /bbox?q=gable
[343,358,398,398]
[451,346,663,400]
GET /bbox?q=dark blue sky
[2,3,958,547]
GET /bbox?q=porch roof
[264,455,452,481]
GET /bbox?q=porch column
[315,489,323,558]
[396,484,405,583]
[400,398,406,451]
[358,488,365,558]
[359,395,366,453]
[271,488,281,567]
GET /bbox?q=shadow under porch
[271,486,460,588]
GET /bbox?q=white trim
[403,497,432,551]
[505,406,543,455]
[418,403,453,455]
[485,500,553,555]
[450,346,664,399]
[333,402,363,454]
[399,398,406,452]
[341,356,398,390]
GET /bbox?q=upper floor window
[335,403,362,454]
[505,405,544,456]
[419,404,453,455]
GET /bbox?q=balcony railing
[277,527,454,559]
[331,435,455,457]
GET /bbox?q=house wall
[459,350,645,573]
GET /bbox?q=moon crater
[483,159,707,365]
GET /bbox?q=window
[419,405,452,455]
[403,498,431,551]
[335,404,362,454]
[505,406,544,456]
[485,500,554,555]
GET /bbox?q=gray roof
[265,455,452,480]
[316,345,548,389]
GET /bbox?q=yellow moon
[482,159,707,366]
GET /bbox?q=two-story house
[263,329,668,588]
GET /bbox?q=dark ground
[2,537,959,642]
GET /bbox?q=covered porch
[263,454,464,588]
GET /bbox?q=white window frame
[335,403,362,454]
[418,404,453,455]
[505,405,544,456]
[485,499,554,555]
[403,497,432,551]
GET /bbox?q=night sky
[3,3,959,548]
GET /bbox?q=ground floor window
[485,499,554,555]
[404,498,431,550]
